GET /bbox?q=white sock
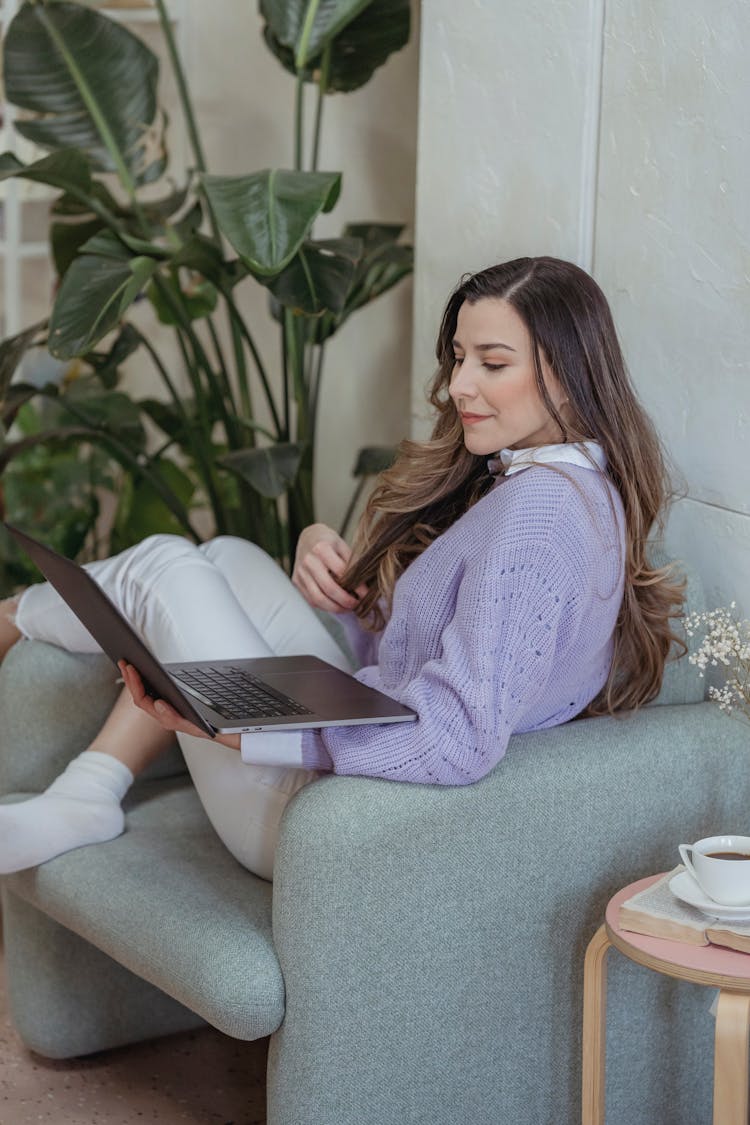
[0,750,133,874]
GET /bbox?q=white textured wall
[413,0,749,613]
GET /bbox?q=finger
[314,541,350,577]
[119,661,144,703]
[153,699,211,740]
[304,557,359,610]
[296,572,349,614]
[327,536,353,565]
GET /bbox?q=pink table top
[606,873,750,984]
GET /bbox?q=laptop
[3,523,418,737]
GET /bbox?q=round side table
[582,873,750,1125]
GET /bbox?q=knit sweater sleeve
[329,608,382,669]
[301,535,583,786]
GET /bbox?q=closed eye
[484,363,506,372]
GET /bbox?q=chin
[463,436,502,457]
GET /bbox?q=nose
[449,359,479,403]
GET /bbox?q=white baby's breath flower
[685,605,750,725]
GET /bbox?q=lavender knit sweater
[300,461,625,785]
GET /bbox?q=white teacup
[678,835,750,906]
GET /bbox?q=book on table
[618,867,750,954]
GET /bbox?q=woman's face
[448,298,566,456]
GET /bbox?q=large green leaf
[59,385,146,450]
[202,169,341,277]
[262,0,410,92]
[219,443,304,499]
[352,444,397,476]
[260,0,372,67]
[51,178,123,217]
[308,223,413,342]
[48,233,159,359]
[3,1,165,184]
[139,398,191,444]
[0,322,49,405]
[0,149,93,196]
[266,237,361,315]
[147,270,218,325]
[169,233,241,287]
[0,383,40,430]
[51,216,104,277]
[85,324,142,389]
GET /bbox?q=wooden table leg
[713,990,750,1125]
[582,924,611,1125]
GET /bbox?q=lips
[460,412,491,424]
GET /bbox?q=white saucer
[669,869,750,922]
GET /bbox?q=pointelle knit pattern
[300,459,626,785]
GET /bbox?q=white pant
[15,535,352,881]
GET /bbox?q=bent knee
[137,533,195,557]
[200,536,281,573]
[118,534,201,594]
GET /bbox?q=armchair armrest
[0,640,185,797]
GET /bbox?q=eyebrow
[451,339,517,353]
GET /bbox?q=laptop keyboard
[171,665,313,721]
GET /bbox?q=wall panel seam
[577,0,606,273]
[679,496,750,519]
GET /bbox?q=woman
[0,256,684,881]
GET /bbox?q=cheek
[483,381,517,413]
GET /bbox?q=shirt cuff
[240,729,306,768]
[300,728,333,771]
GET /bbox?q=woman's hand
[119,661,240,751]
[292,523,367,614]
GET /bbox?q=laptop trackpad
[264,668,405,719]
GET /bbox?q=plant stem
[284,310,314,538]
[284,310,309,438]
[281,316,290,441]
[205,313,240,424]
[153,0,223,246]
[221,289,282,436]
[294,74,305,171]
[311,44,331,171]
[154,0,207,172]
[228,312,253,429]
[151,280,229,533]
[134,327,190,422]
[309,341,326,450]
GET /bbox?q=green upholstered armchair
[1,562,747,1125]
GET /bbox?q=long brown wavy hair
[341,256,685,713]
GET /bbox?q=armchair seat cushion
[4,777,284,1040]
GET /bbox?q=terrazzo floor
[0,941,268,1124]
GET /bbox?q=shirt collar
[487,440,607,477]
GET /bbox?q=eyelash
[452,357,506,373]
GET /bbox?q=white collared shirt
[487,440,606,478]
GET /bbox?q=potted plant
[0,0,412,586]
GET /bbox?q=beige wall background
[412,0,749,614]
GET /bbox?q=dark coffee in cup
[678,835,750,905]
